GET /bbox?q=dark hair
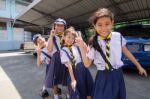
[89,8,114,25]
[88,33,100,51]
[88,34,95,46]
[89,8,114,50]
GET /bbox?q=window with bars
[0,0,6,10]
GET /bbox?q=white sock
[42,86,46,90]
[66,94,70,99]
[54,94,59,99]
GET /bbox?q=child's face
[36,36,46,47]
[94,17,113,37]
[64,33,75,46]
[55,24,65,33]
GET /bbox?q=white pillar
[7,21,13,41]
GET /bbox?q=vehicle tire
[33,53,37,56]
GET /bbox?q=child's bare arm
[122,46,147,77]
[36,53,43,67]
[47,27,56,53]
[66,62,76,91]
[75,37,92,67]
[34,44,43,67]
[47,32,54,53]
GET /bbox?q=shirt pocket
[94,50,105,65]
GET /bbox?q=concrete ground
[0,50,150,99]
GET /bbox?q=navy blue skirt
[53,51,68,86]
[45,64,50,76]
[45,64,49,86]
[92,68,126,99]
[44,62,54,88]
[44,52,68,88]
[68,62,94,99]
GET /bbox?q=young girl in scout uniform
[33,34,51,98]
[75,8,147,99]
[47,18,69,99]
[60,27,94,99]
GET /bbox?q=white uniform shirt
[87,32,126,70]
[60,46,82,66]
[41,47,51,64]
[51,36,62,55]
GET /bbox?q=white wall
[0,0,6,10]
[13,28,24,42]
[24,31,32,42]
[0,28,33,50]
[0,30,7,41]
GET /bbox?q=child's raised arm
[66,62,76,91]
[47,27,55,53]
[122,46,147,77]
[75,37,92,68]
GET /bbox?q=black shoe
[57,87,62,95]
[39,89,49,98]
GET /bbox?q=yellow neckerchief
[57,32,64,38]
[64,45,76,69]
[99,33,111,41]
[99,33,111,70]
[63,44,72,48]
[56,32,64,46]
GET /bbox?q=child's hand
[34,44,41,55]
[75,36,85,48]
[50,29,56,37]
[71,80,77,92]
[138,67,147,77]
[49,25,56,37]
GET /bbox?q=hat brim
[54,21,65,25]
[33,36,40,45]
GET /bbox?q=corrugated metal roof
[15,0,150,30]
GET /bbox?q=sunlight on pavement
[0,52,28,57]
[0,66,22,99]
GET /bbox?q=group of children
[33,8,147,99]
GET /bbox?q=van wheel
[33,53,37,56]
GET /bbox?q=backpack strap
[53,36,60,51]
[120,33,123,47]
[76,47,83,62]
[96,43,114,70]
[62,48,76,70]
[62,49,72,62]
[41,51,52,60]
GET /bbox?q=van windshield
[116,24,150,38]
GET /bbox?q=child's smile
[64,33,75,46]
[37,37,46,48]
[55,24,65,33]
[94,17,113,38]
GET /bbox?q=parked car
[122,37,150,68]
[23,41,37,55]
[115,24,150,69]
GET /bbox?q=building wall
[0,27,33,50]
[0,0,16,19]
[0,0,29,19]
[0,0,32,50]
